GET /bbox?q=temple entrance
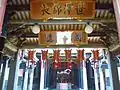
[0,48,113,90]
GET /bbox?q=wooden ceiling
[5,0,117,49]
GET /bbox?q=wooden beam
[96,3,113,10]
[21,44,106,49]
[5,40,17,52]
[6,3,113,11]
[10,32,105,38]
[6,4,30,11]
[8,19,116,25]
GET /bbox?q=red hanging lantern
[92,50,99,68]
[77,49,84,62]
[41,50,48,68]
[53,62,59,69]
[65,50,72,69]
[92,50,99,61]
[53,50,60,61]
[41,50,48,60]
[28,50,35,64]
[76,49,84,67]
[64,50,71,60]
[67,61,72,69]
[53,50,61,69]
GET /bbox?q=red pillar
[0,0,7,59]
[0,0,7,35]
[113,0,120,41]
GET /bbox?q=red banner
[41,50,48,68]
[92,50,99,61]
[0,0,7,35]
[53,50,61,69]
[41,50,48,60]
[77,49,84,62]
[65,50,72,69]
[53,62,61,69]
[53,50,60,61]
[28,50,35,64]
[67,61,72,69]
[64,50,71,60]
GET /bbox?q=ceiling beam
[21,44,106,49]
[8,19,116,25]
[96,3,113,10]
[5,40,18,52]
[6,3,113,11]
[7,4,30,11]
[11,32,106,38]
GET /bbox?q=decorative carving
[100,27,119,48]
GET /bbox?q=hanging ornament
[53,50,60,61]
[64,49,71,60]
[41,50,48,68]
[67,61,72,69]
[65,49,72,69]
[77,49,84,67]
[53,62,59,69]
[53,50,61,69]
[77,49,84,62]
[41,50,48,60]
[28,50,35,65]
[92,50,99,68]
[92,50,99,61]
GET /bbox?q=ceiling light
[85,24,93,34]
[32,25,40,34]
[78,20,82,22]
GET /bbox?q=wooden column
[108,51,120,90]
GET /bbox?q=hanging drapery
[28,50,35,67]
[92,50,99,90]
[77,49,84,61]
[67,61,72,69]
[53,50,60,69]
[77,49,84,67]
[65,49,72,69]
[41,50,48,68]
[65,50,71,60]
[92,50,99,61]
[92,50,99,68]
[53,62,59,69]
